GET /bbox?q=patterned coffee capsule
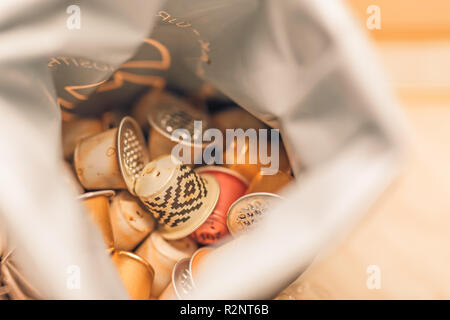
[158,258,193,300]
[111,250,155,300]
[78,190,115,247]
[191,166,248,245]
[134,155,220,240]
[146,92,211,164]
[135,231,197,297]
[227,192,282,237]
[109,191,155,251]
[246,170,293,194]
[62,118,103,159]
[74,116,148,192]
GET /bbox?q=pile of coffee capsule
[62,90,294,299]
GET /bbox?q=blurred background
[278,0,450,299]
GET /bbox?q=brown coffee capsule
[227,192,282,237]
[111,250,155,300]
[224,139,292,182]
[78,190,115,247]
[212,107,267,133]
[135,231,197,297]
[134,155,220,240]
[62,118,103,159]
[146,92,211,164]
[246,171,293,194]
[158,258,193,300]
[109,191,155,251]
[73,117,148,192]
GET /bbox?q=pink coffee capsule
[191,166,248,244]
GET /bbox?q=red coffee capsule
[191,166,249,244]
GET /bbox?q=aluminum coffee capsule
[146,92,212,164]
[136,231,197,297]
[158,258,193,300]
[78,190,115,248]
[191,166,248,244]
[62,118,103,159]
[246,170,293,194]
[226,192,282,237]
[111,250,155,300]
[134,155,219,240]
[109,191,155,251]
[74,116,148,192]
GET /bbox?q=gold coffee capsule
[109,191,156,251]
[227,192,282,237]
[158,258,193,300]
[212,107,267,133]
[74,117,148,192]
[146,92,212,164]
[135,155,220,240]
[246,170,293,194]
[136,231,197,297]
[62,118,103,159]
[78,190,115,247]
[111,250,155,300]
[224,140,291,182]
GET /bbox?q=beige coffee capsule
[136,231,197,297]
[111,250,155,300]
[158,258,193,300]
[74,116,148,192]
[109,191,155,251]
[227,192,282,237]
[134,155,220,240]
[146,92,212,164]
[78,190,115,247]
[62,118,103,159]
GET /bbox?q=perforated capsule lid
[226,192,282,237]
[172,258,194,299]
[117,117,149,195]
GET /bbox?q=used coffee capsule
[158,247,213,300]
[224,140,291,182]
[191,166,248,244]
[136,231,197,297]
[78,190,115,247]
[158,258,193,300]
[146,92,212,164]
[246,170,293,194]
[109,191,155,251]
[74,116,148,192]
[62,118,103,159]
[111,250,155,300]
[212,107,267,133]
[188,247,213,286]
[227,192,282,237]
[134,155,220,240]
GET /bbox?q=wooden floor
[277,37,450,299]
